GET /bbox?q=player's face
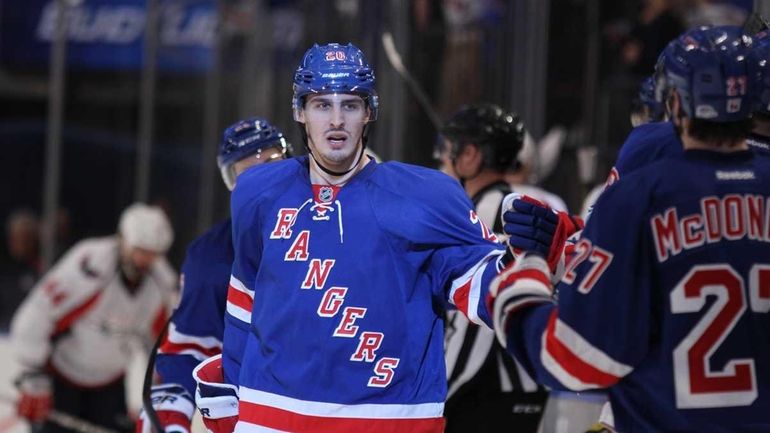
[121,246,160,283]
[436,138,458,180]
[299,93,370,170]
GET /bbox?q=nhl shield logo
[319,186,334,203]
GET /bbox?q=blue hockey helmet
[656,26,753,122]
[292,42,379,121]
[748,29,770,115]
[218,117,289,190]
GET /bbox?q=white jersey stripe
[238,386,444,419]
[166,322,222,349]
[552,317,633,378]
[226,301,251,324]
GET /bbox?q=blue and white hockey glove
[137,384,195,433]
[502,194,583,273]
[490,254,554,349]
[193,355,239,433]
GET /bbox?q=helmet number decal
[325,50,347,61]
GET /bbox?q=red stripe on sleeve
[227,284,253,312]
[53,290,103,336]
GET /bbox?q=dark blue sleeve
[156,235,228,396]
[502,175,653,391]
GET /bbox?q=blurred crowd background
[0,0,756,328]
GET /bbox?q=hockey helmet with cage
[218,117,289,191]
[118,203,173,254]
[655,25,754,122]
[441,103,525,171]
[292,42,379,121]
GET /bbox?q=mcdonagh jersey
[157,219,232,396]
[226,156,505,433]
[500,150,770,432]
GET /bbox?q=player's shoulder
[370,161,466,200]
[232,157,305,206]
[58,236,118,271]
[187,219,232,257]
[619,121,679,156]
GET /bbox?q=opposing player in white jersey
[11,203,177,433]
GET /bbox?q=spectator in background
[0,209,42,331]
[621,0,683,76]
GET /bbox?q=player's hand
[15,371,52,423]
[193,355,238,433]
[137,384,194,433]
[502,194,583,272]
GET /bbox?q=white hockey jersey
[11,236,177,387]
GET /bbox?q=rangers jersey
[11,236,176,387]
[225,156,505,433]
[606,121,682,186]
[747,132,770,157]
[499,149,770,432]
[156,219,231,396]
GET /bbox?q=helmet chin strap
[301,123,370,177]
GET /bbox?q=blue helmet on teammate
[639,76,664,121]
[218,117,289,190]
[655,25,754,122]
[749,30,770,115]
[292,42,379,122]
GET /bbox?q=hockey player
[136,118,289,433]
[192,42,513,433]
[747,29,770,156]
[11,203,177,433]
[438,103,548,433]
[630,75,664,128]
[492,26,770,431]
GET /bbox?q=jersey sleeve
[156,249,225,396]
[9,242,104,370]
[498,177,654,391]
[222,185,263,386]
[384,174,506,328]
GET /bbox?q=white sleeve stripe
[167,323,222,349]
[226,301,251,324]
[229,275,255,297]
[540,331,597,391]
[553,317,633,378]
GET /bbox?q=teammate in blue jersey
[747,29,770,156]
[190,42,521,433]
[494,26,770,432]
[136,118,289,433]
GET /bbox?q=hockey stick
[141,316,173,433]
[380,31,443,131]
[0,394,118,433]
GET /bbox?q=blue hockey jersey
[607,121,682,185]
[747,132,770,157]
[226,156,505,433]
[156,219,231,396]
[500,149,770,432]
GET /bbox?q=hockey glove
[137,384,195,433]
[15,371,52,423]
[502,194,584,273]
[193,355,238,433]
[489,254,554,349]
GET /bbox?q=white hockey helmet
[118,203,174,254]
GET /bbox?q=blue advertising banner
[0,0,216,72]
